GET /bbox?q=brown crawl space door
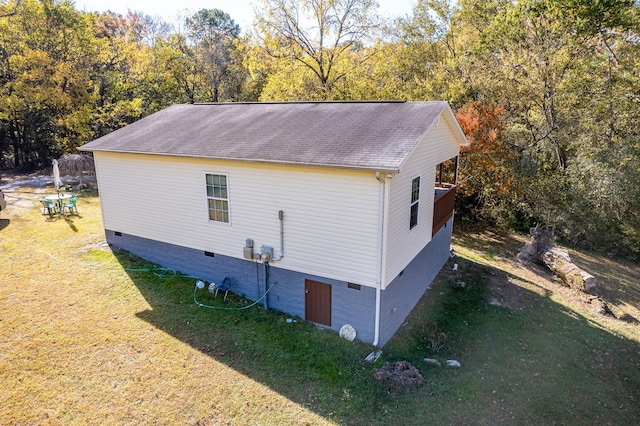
[305,279,332,326]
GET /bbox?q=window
[410,176,420,229]
[206,173,229,223]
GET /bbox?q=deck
[433,184,456,236]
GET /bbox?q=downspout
[374,172,386,347]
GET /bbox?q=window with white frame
[206,173,229,223]
[410,176,420,229]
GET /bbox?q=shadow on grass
[112,248,640,425]
[0,218,9,231]
[111,250,385,422]
[63,214,80,232]
[570,249,640,324]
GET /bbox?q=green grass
[1,187,639,425]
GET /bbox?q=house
[79,101,468,347]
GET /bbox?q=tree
[387,0,490,105]
[88,11,149,136]
[251,0,385,99]
[0,0,95,169]
[0,0,21,18]
[185,9,243,102]
[455,101,522,226]
[470,0,640,253]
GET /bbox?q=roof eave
[79,148,401,174]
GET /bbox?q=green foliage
[0,0,94,168]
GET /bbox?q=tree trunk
[541,246,597,293]
[518,225,597,293]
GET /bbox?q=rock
[339,324,356,341]
[365,350,382,362]
[424,358,442,367]
[446,359,461,368]
[590,298,611,316]
[587,296,625,319]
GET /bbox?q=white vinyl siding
[382,118,461,288]
[93,152,381,286]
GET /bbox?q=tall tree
[88,11,149,136]
[470,0,640,252]
[185,9,243,102]
[251,0,384,99]
[389,0,489,105]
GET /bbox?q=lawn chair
[62,194,78,215]
[41,198,59,219]
[213,277,233,301]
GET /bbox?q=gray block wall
[105,216,452,347]
[377,216,454,346]
[105,230,377,344]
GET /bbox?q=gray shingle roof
[79,101,462,172]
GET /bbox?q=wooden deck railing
[433,185,456,236]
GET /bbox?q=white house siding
[382,118,461,288]
[93,152,382,286]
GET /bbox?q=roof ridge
[191,100,408,106]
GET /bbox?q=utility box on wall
[261,245,274,262]
[243,239,254,260]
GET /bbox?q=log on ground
[518,225,597,293]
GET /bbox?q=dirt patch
[486,270,530,311]
[7,187,48,209]
[485,244,640,328]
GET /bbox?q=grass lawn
[1,186,639,425]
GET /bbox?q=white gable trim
[395,107,468,174]
[441,103,469,147]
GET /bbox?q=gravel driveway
[0,173,96,209]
